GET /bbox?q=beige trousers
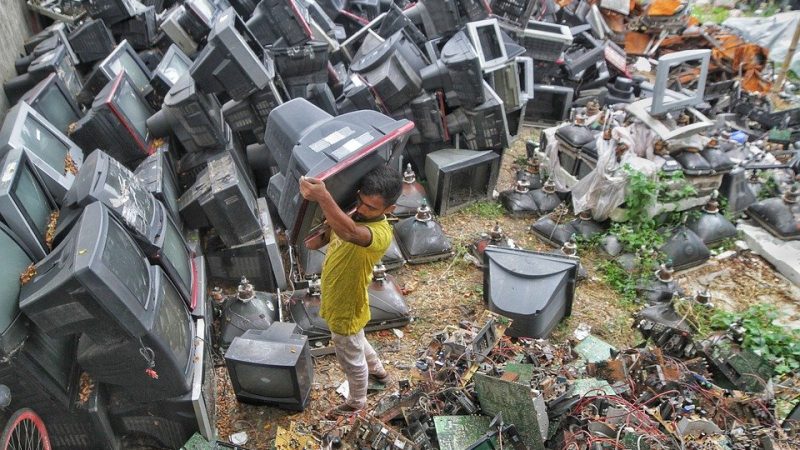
[331,330,385,409]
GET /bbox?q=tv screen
[154,203,195,309]
[100,40,153,98]
[0,148,57,260]
[0,102,83,202]
[224,323,313,410]
[151,44,193,97]
[19,202,158,340]
[115,75,153,141]
[21,73,82,134]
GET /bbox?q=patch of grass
[691,5,730,25]
[598,260,639,305]
[461,201,505,220]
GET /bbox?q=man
[299,165,403,416]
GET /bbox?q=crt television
[190,7,274,101]
[93,40,154,99]
[0,102,84,202]
[20,73,82,134]
[70,71,154,168]
[224,322,314,411]
[76,264,195,400]
[57,149,162,249]
[0,147,58,260]
[134,146,183,227]
[265,98,414,244]
[150,44,193,98]
[424,148,500,215]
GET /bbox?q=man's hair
[360,165,403,206]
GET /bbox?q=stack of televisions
[0,0,568,446]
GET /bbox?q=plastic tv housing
[19,202,196,399]
[224,322,314,411]
[0,101,84,202]
[81,40,153,103]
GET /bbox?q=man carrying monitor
[299,166,403,416]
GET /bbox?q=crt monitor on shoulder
[224,322,314,411]
[265,98,414,244]
[0,102,84,203]
[0,147,58,261]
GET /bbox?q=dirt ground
[213,127,800,446]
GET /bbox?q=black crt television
[20,73,82,134]
[109,3,158,51]
[0,148,58,261]
[150,44,193,98]
[420,31,485,109]
[199,152,262,247]
[147,73,227,154]
[224,322,314,410]
[424,148,501,216]
[265,98,414,244]
[67,18,117,65]
[204,197,287,292]
[106,316,215,446]
[70,71,155,168]
[222,80,283,135]
[20,202,196,398]
[5,44,83,109]
[246,0,313,47]
[190,7,275,101]
[446,80,511,152]
[82,0,139,25]
[80,39,153,104]
[0,102,83,203]
[76,264,195,399]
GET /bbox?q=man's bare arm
[300,177,372,247]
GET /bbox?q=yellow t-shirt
[320,217,392,336]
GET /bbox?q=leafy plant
[621,165,658,222]
[710,304,800,375]
[758,173,780,200]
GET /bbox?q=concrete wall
[0,0,32,122]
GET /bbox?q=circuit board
[433,415,491,450]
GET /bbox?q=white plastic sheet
[571,127,658,220]
[723,11,800,75]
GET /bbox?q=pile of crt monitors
[0,0,570,444]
